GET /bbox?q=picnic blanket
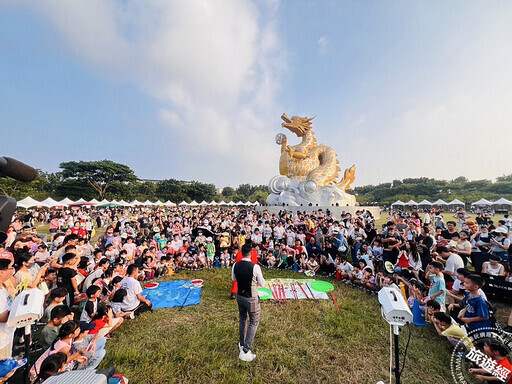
[263,279,329,300]
[141,280,202,309]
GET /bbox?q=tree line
[1,160,511,206]
[353,175,512,205]
[0,160,269,204]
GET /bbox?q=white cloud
[318,36,328,55]
[21,0,286,186]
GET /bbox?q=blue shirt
[428,274,446,305]
[462,293,491,331]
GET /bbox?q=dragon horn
[307,115,317,122]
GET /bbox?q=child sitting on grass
[40,306,73,350]
[31,321,88,379]
[42,287,68,323]
[88,304,124,340]
[110,289,134,320]
[469,339,512,383]
[432,311,468,349]
[80,285,101,327]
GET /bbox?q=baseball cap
[494,227,508,234]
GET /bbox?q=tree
[237,184,255,199]
[221,186,236,198]
[59,160,137,199]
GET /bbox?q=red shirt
[497,357,512,384]
[89,317,108,335]
[235,249,258,264]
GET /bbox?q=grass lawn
[98,269,453,384]
[29,217,510,383]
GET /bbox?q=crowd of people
[1,204,512,382]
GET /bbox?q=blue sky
[1,1,511,188]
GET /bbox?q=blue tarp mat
[141,280,202,309]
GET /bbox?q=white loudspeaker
[7,288,45,328]
[378,284,413,327]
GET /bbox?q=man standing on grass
[232,243,265,362]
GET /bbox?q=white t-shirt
[119,276,142,311]
[0,287,14,350]
[82,269,103,293]
[444,254,464,275]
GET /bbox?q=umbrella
[191,226,215,238]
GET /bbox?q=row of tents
[391,198,512,208]
[15,197,261,209]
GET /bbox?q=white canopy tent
[130,200,142,206]
[448,199,465,206]
[142,200,153,206]
[189,201,199,206]
[17,197,41,209]
[154,200,164,206]
[471,198,493,206]
[164,201,176,207]
[405,200,418,206]
[492,198,512,206]
[391,200,405,208]
[72,198,89,205]
[88,199,99,205]
[118,200,130,206]
[218,201,227,206]
[432,199,448,206]
[57,197,75,207]
[209,201,218,206]
[39,197,61,208]
[178,201,189,206]
[98,199,109,206]
[199,201,209,206]
[227,201,236,206]
[235,201,246,206]
[417,199,432,207]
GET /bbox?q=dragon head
[281,113,316,137]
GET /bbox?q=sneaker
[238,343,243,352]
[230,293,236,300]
[299,269,304,273]
[239,349,256,362]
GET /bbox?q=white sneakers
[238,343,243,352]
[239,349,256,362]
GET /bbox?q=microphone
[0,156,38,182]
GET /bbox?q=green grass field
[96,269,453,384]
[27,214,510,384]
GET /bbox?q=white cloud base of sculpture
[266,114,357,207]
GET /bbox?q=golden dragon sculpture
[277,113,356,191]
